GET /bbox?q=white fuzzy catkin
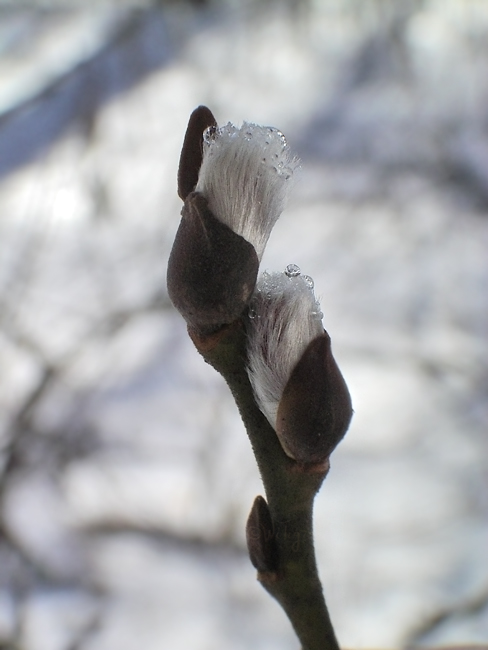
[195,122,299,260]
[246,267,324,429]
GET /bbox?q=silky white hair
[246,267,324,429]
[195,122,299,260]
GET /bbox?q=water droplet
[302,275,314,290]
[203,125,217,144]
[285,264,301,278]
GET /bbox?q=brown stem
[191,321,340,650]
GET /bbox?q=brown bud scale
[276,332,352,464]
[167,192,259,331]
[178,105,217,201]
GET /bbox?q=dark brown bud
[177,105,217,201]
[167,191,259,331]
[246,495,278,573]
[276,332,352,465]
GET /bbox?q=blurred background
[0,1,487,648]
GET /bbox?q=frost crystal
[195,122,299,260]
[246,268,324,429]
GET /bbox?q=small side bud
[178,105,217,201]
[246,495,278,573]
[167,192,259,331]
[276,332,353,464]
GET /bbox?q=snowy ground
[0,3,487,649]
